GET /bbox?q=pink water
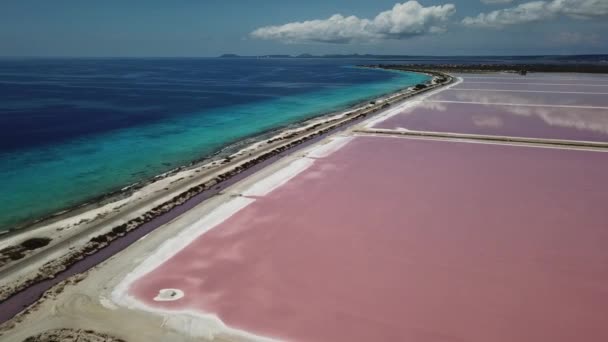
[453,73,608,83]
[374,101,608,142]
[128,136,608,342]
[452,82,608,93]
[427,89,608,106]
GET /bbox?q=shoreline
[0,71,453,319]
[363,63,608,74]
[0,69,429,237]
[3,68,608,342]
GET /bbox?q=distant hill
[219,54,294,58]
[218,53,412,59]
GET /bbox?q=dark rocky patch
[20,238,52,251]
[23,328,126,342]
[0,237,53,267]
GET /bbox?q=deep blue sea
[0,58,429,231]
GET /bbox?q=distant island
[219,53,382,59]
[219,54,608,64]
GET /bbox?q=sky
[0,0,606,57]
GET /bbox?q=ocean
[0,58,430,231]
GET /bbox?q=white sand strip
[425,100,608,110]
[241,158,314,197]
[306,136,354,159]
[450,88,608,95]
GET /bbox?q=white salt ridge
[306,136,354,159]
[241,137,355,198]
[242,158,314,197]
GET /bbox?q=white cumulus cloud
[552,0,608,18]
[463,0,608,28]
[251,1,456,44]
[462,1,550,27]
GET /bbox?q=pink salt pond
[128,136,608,342]
[454,73,608,83]
[452,81,608,93]
[373,101,608,142]
[427,89,608,107]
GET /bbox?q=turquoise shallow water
[0,59,429,231]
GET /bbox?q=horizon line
[1,53,607,59]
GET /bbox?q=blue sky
[1,0,606,56]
